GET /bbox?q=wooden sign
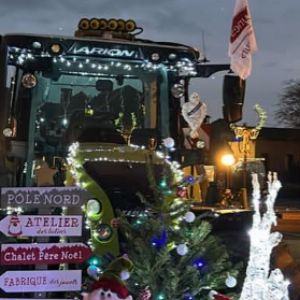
[1,186,90,208]
[0,270,81,293]
[1,243,92,265]
[0,215,82,237]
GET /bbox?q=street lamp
[221,153,235,188]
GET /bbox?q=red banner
[228,0,257,79]
[1,243,92,266]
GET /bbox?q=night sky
[0,0,299,127]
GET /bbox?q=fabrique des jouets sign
[1,186,90,208]
[0,270,82,293]
[1,243,92,265]
[0,215,82,237]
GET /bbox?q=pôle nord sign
[0,215,82,237]
[0,270,81,293]
[1,243,92,265]
[1,186,89,208]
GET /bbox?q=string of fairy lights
[67,141,184,252]
[8,46,197,76]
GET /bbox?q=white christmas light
[184,211,196,223]
[176,243,188,256]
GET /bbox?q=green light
[88,256,102,266]
[157,293,165,300]
[159,179,167,188]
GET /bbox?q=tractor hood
[68,142,179,212]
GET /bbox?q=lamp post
[221,153,235,189]
[230,104,267,209]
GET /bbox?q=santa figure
[83,256,133,300]
[8,215,22,236]
[85,277,133,300]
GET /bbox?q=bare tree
[276,80,300,128]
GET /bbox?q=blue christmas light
[185,175,195,184]
[183,293,195,300]
[234,136,242,142]
[150,229,167,249]
[192,258,205,270]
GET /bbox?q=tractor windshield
[7,54,163,156]
[4,45,168,186]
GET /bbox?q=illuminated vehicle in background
[0,18,248,298]
[0,19,250,241]
[0,18,244,195]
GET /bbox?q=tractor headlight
[50,43,62,55]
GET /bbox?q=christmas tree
[68,141,243,300]
[117,153,242,300]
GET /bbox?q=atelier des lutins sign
[0,186,93,295]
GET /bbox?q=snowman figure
[83,256,133,300]
[181,92,207,139]
[8,215,22,236]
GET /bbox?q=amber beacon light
[78,18,138,32]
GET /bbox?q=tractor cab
[0,19,245,205]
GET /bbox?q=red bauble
[213,293,232,300]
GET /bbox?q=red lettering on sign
[230,7,250,43]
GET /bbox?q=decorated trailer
[0,18,245,298]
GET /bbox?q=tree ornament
[111,217,121,228]
[138,287,152,300]
[162,137,175,149]
[86,199,102,216]
[225,273,237,288]
[184,211,196,223]
[120,270,130,281]
[208,290,232,300]
[171,83,184,98]
[87,265,101,280]
[176,187,187,198]
[96,224,113,242]
[196,139,205,149]
[176,243,188,256]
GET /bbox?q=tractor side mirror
[222,75,246,123]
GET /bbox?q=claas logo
[78,18,138,33]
